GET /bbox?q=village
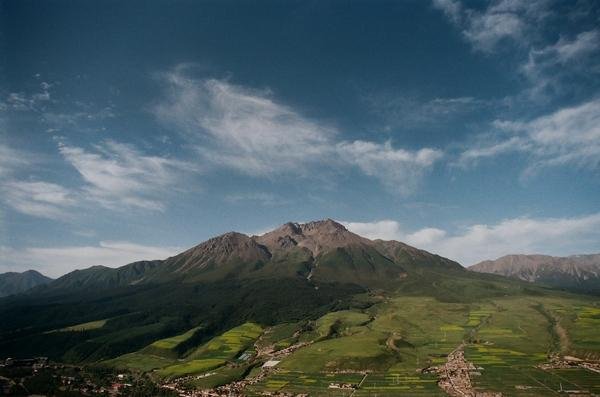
[0,356,172,396]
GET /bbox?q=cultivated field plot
[157,322,263,378]
[156,358,227,378]
[247,371,365,396]
[104,325,203,371]
[353,372,442,396]
[550,368,600,394]
[149,326,202,351]
[464,296,600,396]
[50,319,108,332]
[368,297,473,370]
[187,322,263,361]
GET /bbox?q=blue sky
[1,0,600,277]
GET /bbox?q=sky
[1,0,600,277]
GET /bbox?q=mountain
[39,219,462,292]
[46,260,163,291]
[2,220,600,396]
[470,253,600,294]
[0,270,53,297]
[0,219,539,363]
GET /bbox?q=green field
[53,319,108,332]
[149,326,202,350]
[155,322,263,378]
[96,293,600,395]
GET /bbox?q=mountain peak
[299,219,347,234]
[164,231,270,274]
[256,218,365,256]
[0,269,53,297]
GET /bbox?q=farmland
[93,293,600,395]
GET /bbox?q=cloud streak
[2,181,77,220]
[458,98,600,175]
[59,140,195,211]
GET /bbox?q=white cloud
[338,141,443,195]
[553,30,600,63]
[2,181,77,220]
[432,0,462,24]
[155,65,443,195]
[1,81,53,111]
[155,67,336,177]
[0,143,32,177]
[458,98,600,174]
[522,30,600,98]
[344,212,600,266]
[434,1,599,100]
[59,140,195,211]
[433,0,550,52]
[0,241,181,278]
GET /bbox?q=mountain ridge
[36,219,462,293]
[0,269,53,297]
[470,253,600,294]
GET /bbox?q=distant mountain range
[470,254,600,294]
[0,270,53,297]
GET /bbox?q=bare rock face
[255,219,370,256]
[165,232,272,273]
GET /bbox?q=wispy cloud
[337,141,443,195]
[156,66,336,177]
[522,29,600,99]
[344,212,600,265]
[0,143,33,177]
[0,241,181,278]
[2,181,77,220]
[59,139,196,211]
[363,93,493,130]
[457,98,600,174]
[156,65,443,195]
[433,1,600,100]
[432,0,550,53]
[0,81,53,112]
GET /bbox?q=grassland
[54,319,107,332]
